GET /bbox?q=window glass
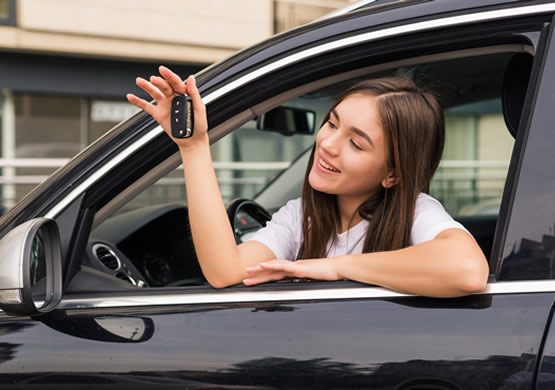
[432,98,513,217]
[0,95,137,213]
[13,94,82,202]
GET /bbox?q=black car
[2,0,555,388]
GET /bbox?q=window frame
[48,15,548,300]
[494,16,555,281]
[68,47,527,298]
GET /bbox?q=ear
[381,171,399,188]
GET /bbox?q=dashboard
[86,204,205,288]
[83,201,270,289]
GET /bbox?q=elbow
[204,271,241,289]
[205,275,232,289]
[456,255,489,294]
[208,280,228,289]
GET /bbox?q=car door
[2,4,555,389]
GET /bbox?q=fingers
[245,265,264,274]
[150,75,174,97]
[258,260,299,275]
[246,260,290,274]
[126,93,156,117]
[244,260,302,287]
[185,75,205,115]
[243,271,288,286]
[135,77,165,101]
[159,65,187,95]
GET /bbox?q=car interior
[64,43,534,293]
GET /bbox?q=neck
[336,195,365,234]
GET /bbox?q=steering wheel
[226,198,272,244]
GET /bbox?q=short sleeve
[248,198,303,261]
[411,193,469,245]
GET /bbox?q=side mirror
[257,106,316,136]
[0,218,62,316]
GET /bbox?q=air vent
[115,272,138,286]
[92,243,121,271]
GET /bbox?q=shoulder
[271,197,303,222]
[412,193,468,244]
[415,192,443,209]
[248,197,303,261]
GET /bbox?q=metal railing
[0,158,509,215]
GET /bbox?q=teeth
[319,158,339,172]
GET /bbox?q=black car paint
[0,292,553,388]
[1,0,555,388]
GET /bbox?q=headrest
[502,53,533,138]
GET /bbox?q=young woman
[127,66,489,297]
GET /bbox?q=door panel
[0,292,552,389]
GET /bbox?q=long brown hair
[297,77,445,259]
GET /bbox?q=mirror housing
[257,106,316,136]
[0,218,62,316]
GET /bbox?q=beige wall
[0,0,355,65]
[1,0,274,64]
[275,0,352,32]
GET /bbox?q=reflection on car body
[2,0,555,388]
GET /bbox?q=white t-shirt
[249,193,468,261]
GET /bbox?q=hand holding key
[127,66,207,149]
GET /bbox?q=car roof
[197,0,544,95]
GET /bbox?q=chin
[308,176,333,195]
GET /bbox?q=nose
[319,127,341,156]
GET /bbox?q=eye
[327,120,337,129]
[350,140,363,150]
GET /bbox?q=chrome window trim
[45,128,163,218]
[44,2,555,219]
[55,280,555,310]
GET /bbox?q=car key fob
[171,95,194,138]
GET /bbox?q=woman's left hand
[243,259,340,286]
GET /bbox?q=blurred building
[0,0,352,208]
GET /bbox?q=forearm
[127,68,261,287]
[333,229,489,297]
[179,140,244,287]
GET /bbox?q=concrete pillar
[1,90,16,211]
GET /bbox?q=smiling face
[308,93,393,207]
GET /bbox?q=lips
[318,157,340,173]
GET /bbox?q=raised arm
[127,66,275,288]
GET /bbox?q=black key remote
[171,95,194,138]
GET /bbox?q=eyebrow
[331,109,375,147]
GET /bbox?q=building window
[0,93,136,210]
[0,0,16,25]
